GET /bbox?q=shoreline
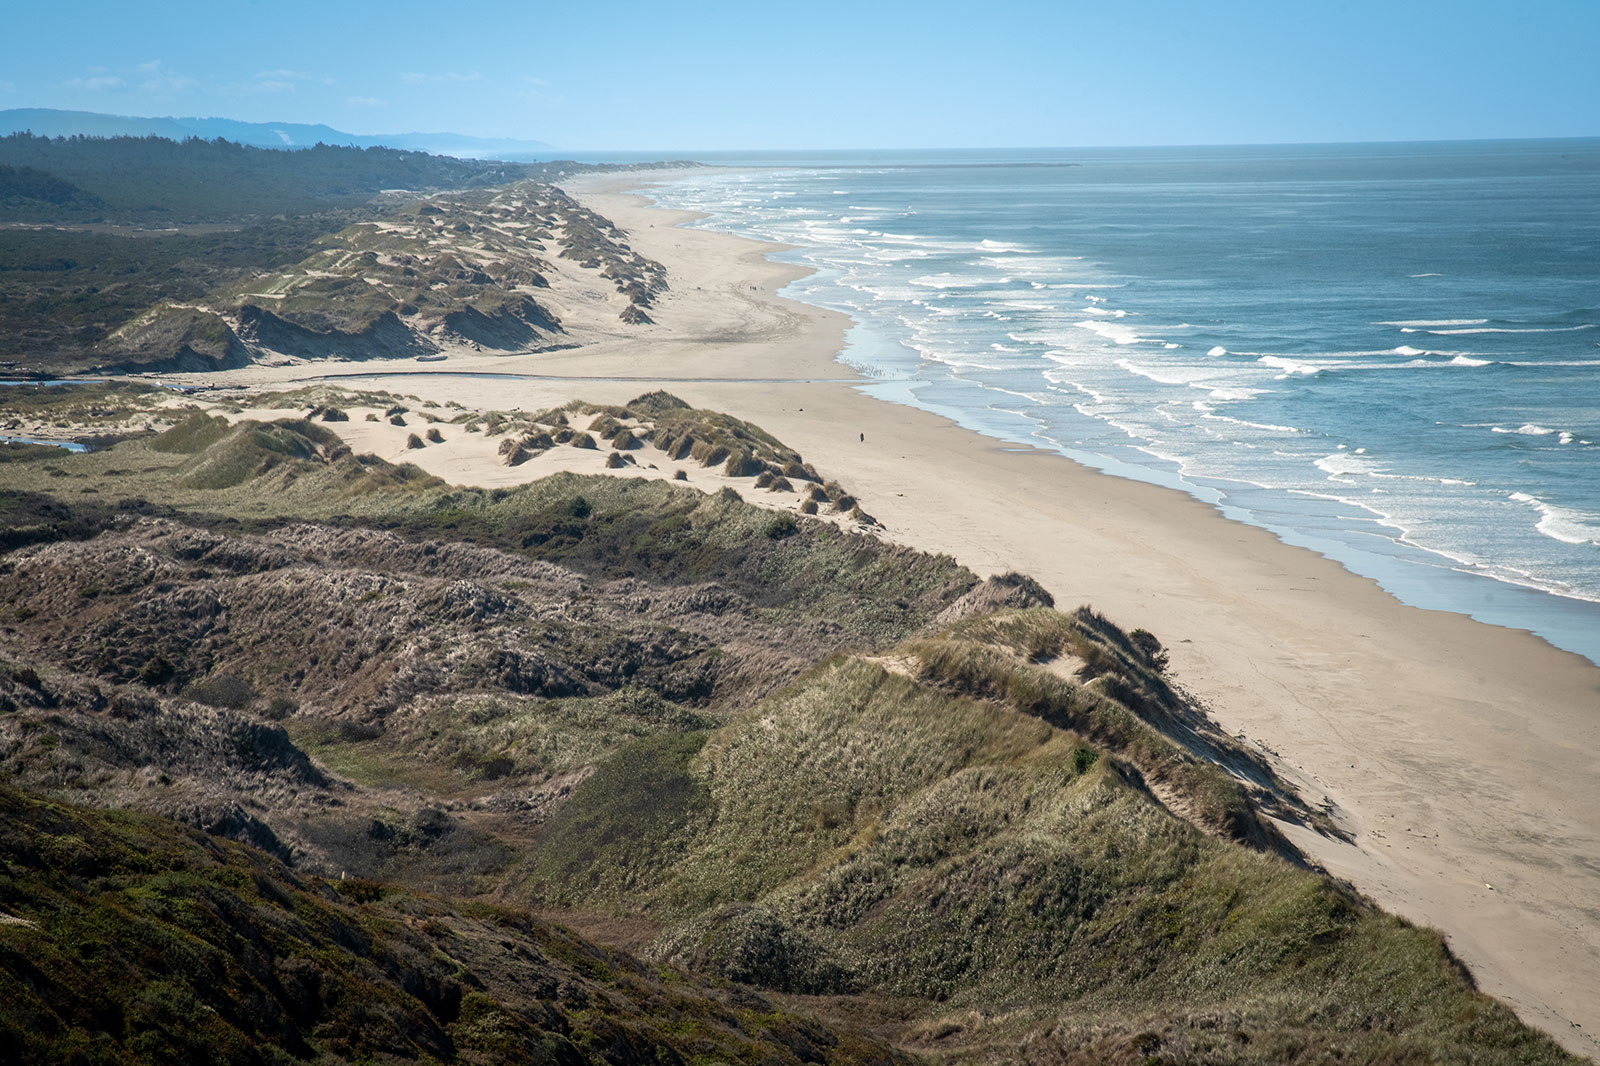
[638,171,1600,672]
[154,169,1600,1057]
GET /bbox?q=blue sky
[5,0,1597,149]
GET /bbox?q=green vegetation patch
[0,786,909,1065]
[519,647,1575,1064]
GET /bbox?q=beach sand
[174,170,1600,1057]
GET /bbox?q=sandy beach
[176,170,1600,1057]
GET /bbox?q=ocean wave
[1408,273,1444,278]
[923,353,1004,371]
[1316,451,1386,478]
[978,238,1031,252]
[1510,493,1600,545]
[1502,359,1600,367]
[1257,355,1324,376]
[864,247,935,261]
[976,255,1087,273]
[1207,346,1228,357]
[910,273,992,289]
[1392,345,1426,356]
[1428,324,1597,335]
[1492,423,1558,436]
[1449,355,1491,367]
[1194,404,1302,434]
[1114,358,1219,385]
[1076,320,1148,345]
[1378,319,1488,327]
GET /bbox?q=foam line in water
[1257,355,1325,376]
[1429,324,1597,335]
[1378,319,1489,327]
[1510,493,1600,545]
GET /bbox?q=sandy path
[177,170,1600,1057]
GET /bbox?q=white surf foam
[1378,319,1488,328]
[1316,452,1385,479]
[1197,407,1302,434]
[910,273,989,289]
[1429,324,1597,336]
[1075,320,1147,345]
[1510,493,1600,545]
[1257,355,1324,376]
[1114,358,1219,385]
[1207,346,1228,357]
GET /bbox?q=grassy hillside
[525,642,1557,1063]
[0,386,1580,1064]
[0,787,908,1066]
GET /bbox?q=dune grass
[0,786,910,1066]
[518,647,1573,1063]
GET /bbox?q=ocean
[639,142,1600,665]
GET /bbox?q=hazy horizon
[9,106,1600,157]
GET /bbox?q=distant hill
[0,131,536,222]
[0,108,555,159]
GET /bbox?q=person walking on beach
[859,432,864,442]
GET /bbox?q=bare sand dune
[170,170,1600,1057]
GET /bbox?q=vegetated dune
[0,787,912,1066]
[0,395,1580,1065]
[0,132,693,376]
[94,182,667,372]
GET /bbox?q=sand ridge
[197,395,880,533]
[153,169,1600,1057]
